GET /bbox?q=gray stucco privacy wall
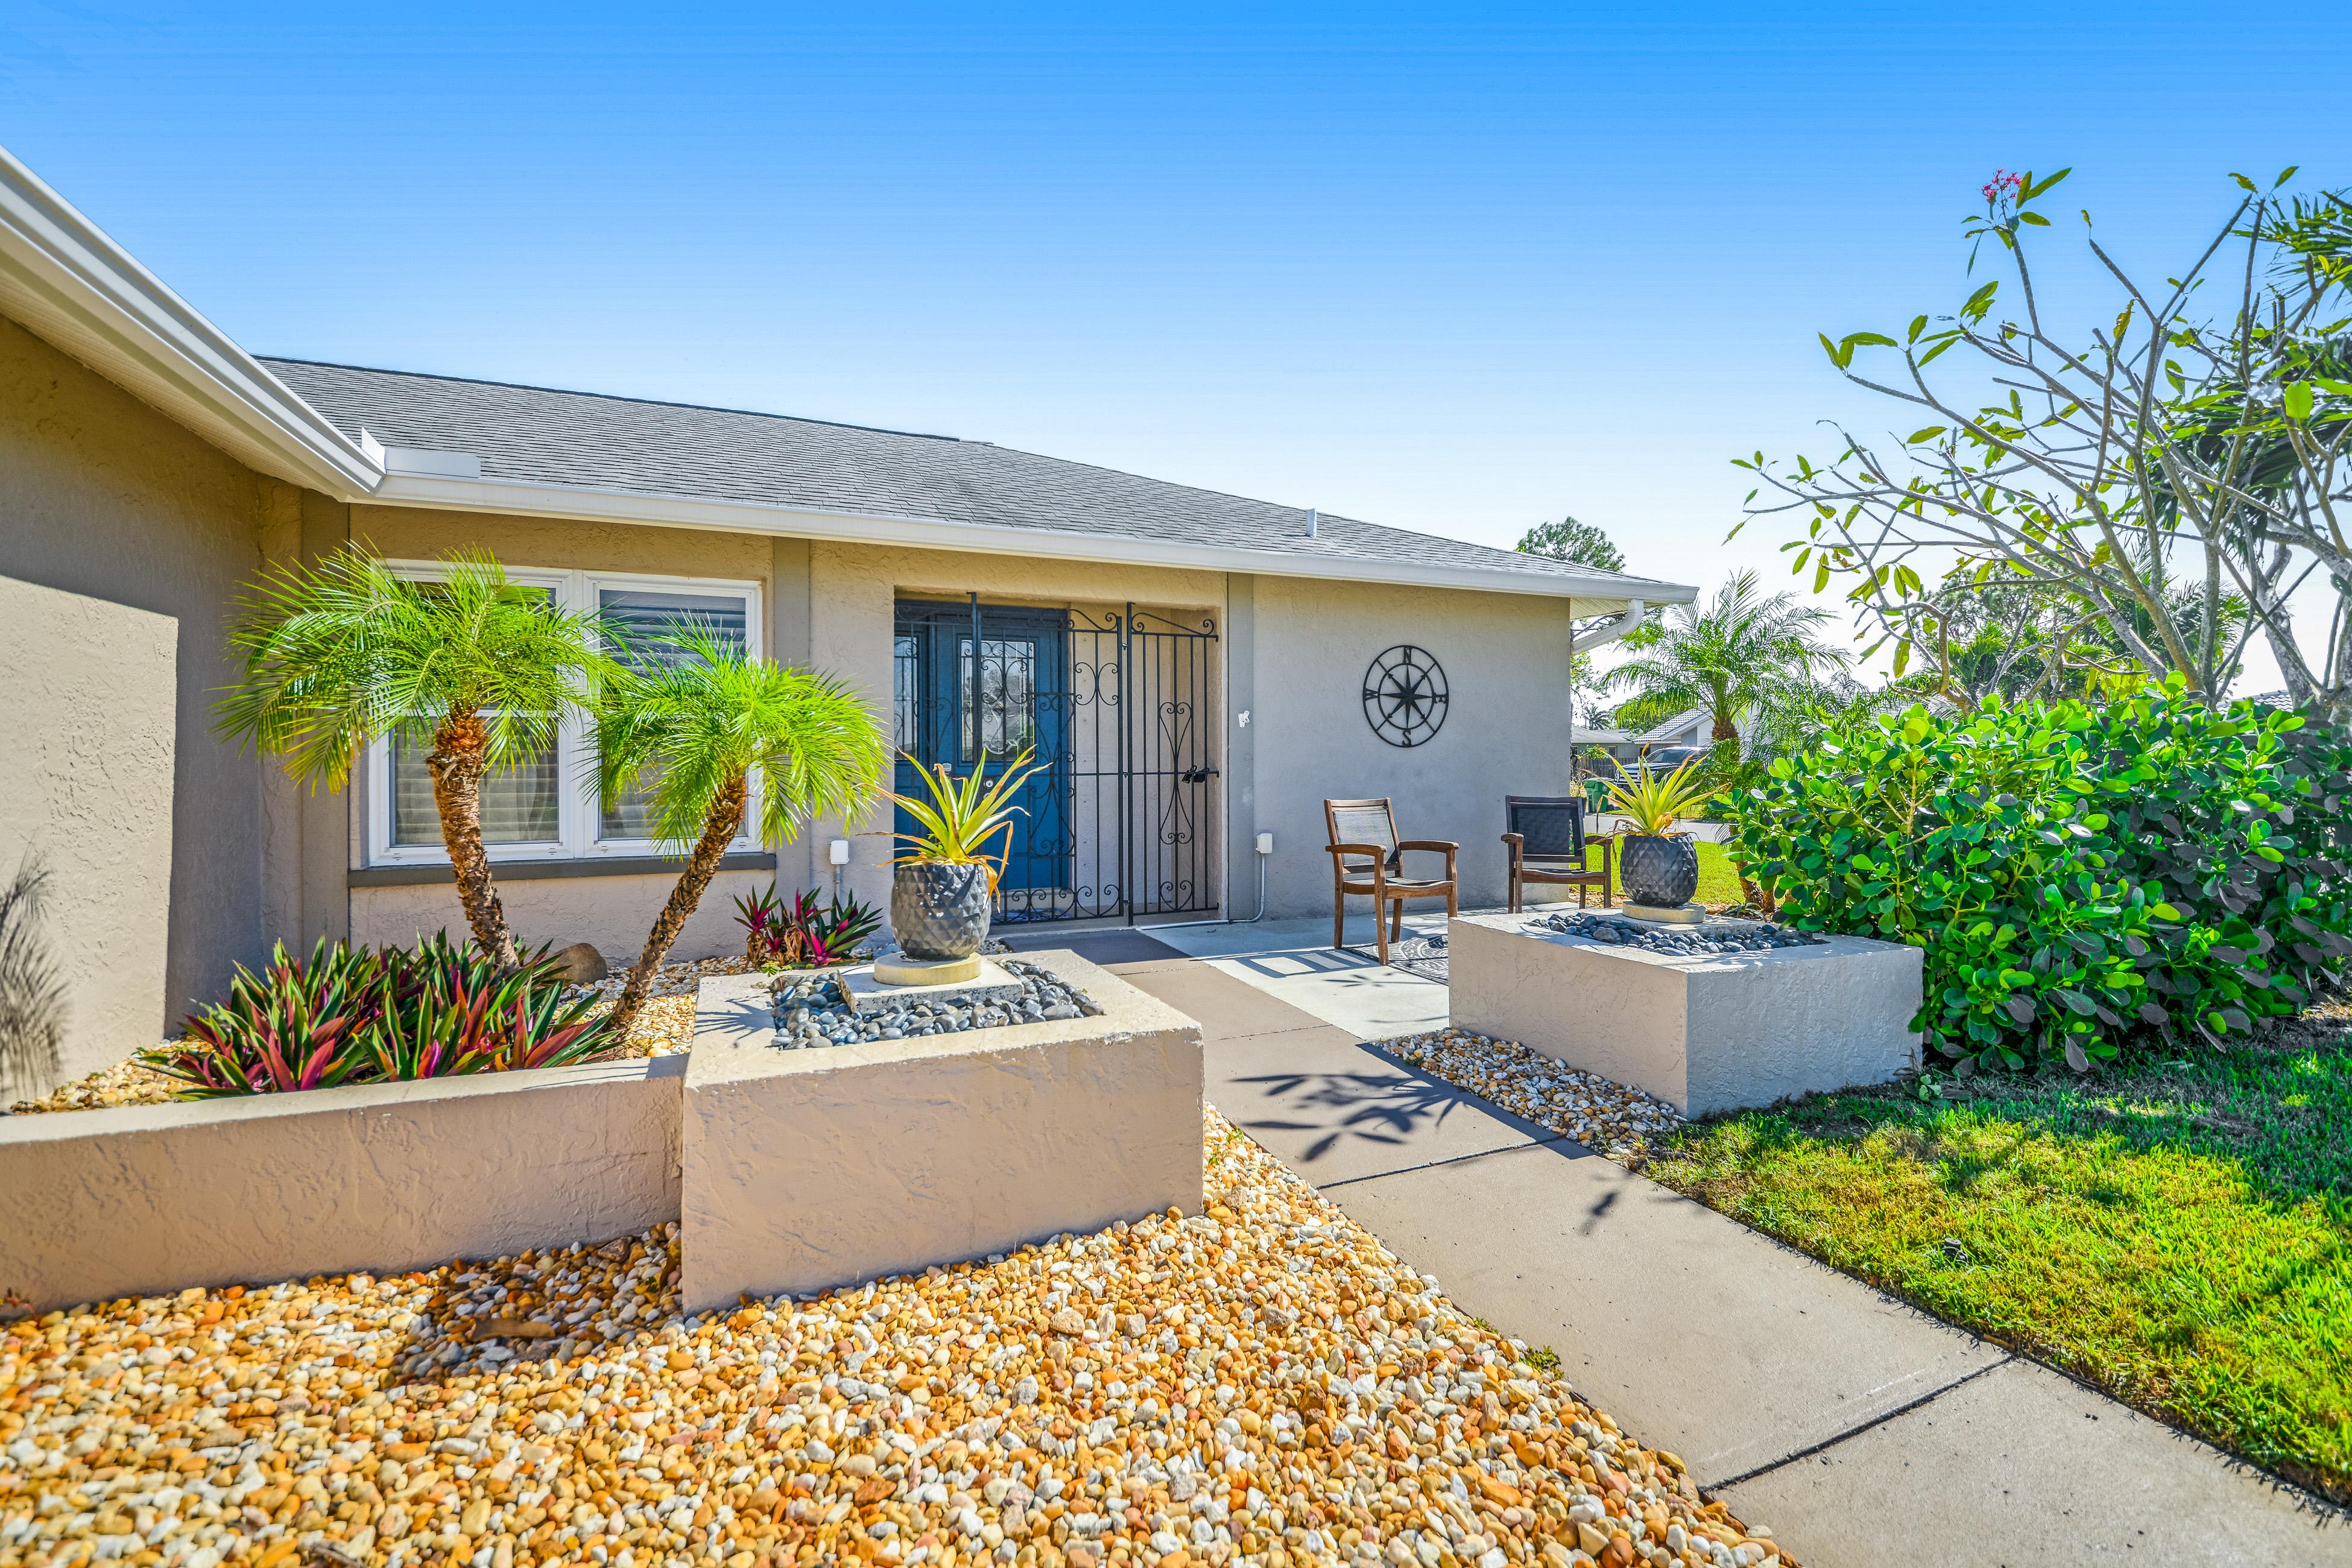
[0,1055,683,1314]
[1244,574,1579,917]
[0,320,276,1100]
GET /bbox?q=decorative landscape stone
[790,956,1089,1032]
[1448,910,1923,1117]
[0,1108,1777,1568]
[1532,909,1826,955]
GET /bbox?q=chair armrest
[1327,842,1391,861]
[1397,839,1458,879]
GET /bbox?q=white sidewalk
[1138,911,1452,1041]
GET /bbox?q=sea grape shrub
[144,934,615,1098]
[1725,682,2352,1074]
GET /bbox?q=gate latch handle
[1180,764,1220,783]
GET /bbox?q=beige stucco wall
[682,955,1202,1310]
[1247,574,1579,916]
[350,869,771,969]
[337,520,1580,940]
[0,320,274,1098]
[0,1055,682,1312]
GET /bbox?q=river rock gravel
[0,1108,1783,1568]
[771,961,1100,1049]
[1373,1032,1683,1166]
[1524,916,1821,958]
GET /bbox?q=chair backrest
[1325,797,1400,870]
[1505,794,1586,862]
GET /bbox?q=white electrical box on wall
[828,839,851,866]
[1256,832,1274,856]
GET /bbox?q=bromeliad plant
[889,747,1047,876]
[1604,755,1721,836]
[733,884,883,969]
[142,935,613,1098]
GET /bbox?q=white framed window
[364,563,765,867]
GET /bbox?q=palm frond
[593,625,891,853]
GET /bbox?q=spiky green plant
[890,747,1046,871]
[1605,755,1720,836]
[141,934,613,1098]
[595,627,889,1034]
[217,546,609,969]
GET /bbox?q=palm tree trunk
[426,709,521,969]
[609,771,748,1038]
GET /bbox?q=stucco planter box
[1447,912,1922,1117]
[0,1057,683,1314]
[681,950,1203,1312]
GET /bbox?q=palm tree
[218,546,607,968]
[596,627,890,1034]
[1602,572,1846,751]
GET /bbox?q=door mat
[1348,932,1449,983]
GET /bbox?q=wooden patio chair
[1324,798,1459,965]
[1501,794,1613,913]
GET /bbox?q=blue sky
[8,3,2349,689]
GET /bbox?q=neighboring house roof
[1616,706,1726,745]
[261,358,1686,603]
[0,141,1695,609]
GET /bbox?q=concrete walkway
[1006,919,2351,1567]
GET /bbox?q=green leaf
[1907,427,1947,444]
[2017,211,2049,227]
[2284,381,2315,421]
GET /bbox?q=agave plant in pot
[885,748,1045,975]
[1604,755,1721,911]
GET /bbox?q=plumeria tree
[1739,166,2352,715]
[219,546,607,969]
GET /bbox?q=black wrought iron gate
[892,597,1221,924]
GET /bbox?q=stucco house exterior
[0,145,1695,1101]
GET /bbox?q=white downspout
[1570,598,1648,653]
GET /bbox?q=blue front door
[893,600,1072,917]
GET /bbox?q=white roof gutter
[366,470,1698,608]
[1570,598,1656,650]
[0,143,382,494]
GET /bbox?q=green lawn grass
[1589,837,1746,907]
[1645,1014,2352,1503]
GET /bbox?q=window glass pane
[598,589,747,672]
[960,637,1036,762]
[599,589,750,840]
[391,732,560,846]
[894,635,919,754]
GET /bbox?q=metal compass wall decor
[1361,645,1449,747]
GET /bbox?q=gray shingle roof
[260,358,1679,596]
